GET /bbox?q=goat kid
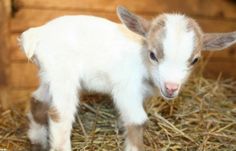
[20,6,236,151]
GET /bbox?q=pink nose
[165,82,179,96]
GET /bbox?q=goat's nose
[165,82,179,96]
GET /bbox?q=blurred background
[0,1,236,150]
[0,0,236,107]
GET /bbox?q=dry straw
[0,65,236,151]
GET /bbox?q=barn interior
[0,0,236,150]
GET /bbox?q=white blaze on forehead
[163,14,195,64]
[157,14,196,84]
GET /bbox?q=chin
[160,90,178,101]
[162,95,177,101]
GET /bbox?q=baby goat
[20,6,236,151]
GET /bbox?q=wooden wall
[0,0,10,86]
[2,0,236,105]
[0,0,11,108]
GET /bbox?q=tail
[19,27,40,59]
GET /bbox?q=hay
[0,73,236,151]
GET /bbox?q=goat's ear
[116,6,150,37]
[202,31,236,51]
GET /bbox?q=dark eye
[191,58,199,65]
[150,51,158,62]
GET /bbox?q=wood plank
[10,34,27,61]
[202,61,236,78]
[9,62,39,88]
[0,88,33,108]
[203,48,236,61]
[0,88,10,109]
[14,0,236,20]
[11,9,121,32]
[199,19,236,33]
[11,8,236,33]
[2,0,11,15]
[9,89,33,104]
[0,0,11,86]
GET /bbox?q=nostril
[165,82,179,94]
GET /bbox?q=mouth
[160,89,177,100]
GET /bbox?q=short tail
[19,27,40,59]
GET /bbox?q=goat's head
[117,6,236,100]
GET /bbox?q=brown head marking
[186,18,203,65]
[146,15,166,61]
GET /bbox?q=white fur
[21,15,198,150]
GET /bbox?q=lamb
[20,6,236,151]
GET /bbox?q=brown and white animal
[20,6,236,151]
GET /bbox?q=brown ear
[203,31,236,51]
[116,6,150,37]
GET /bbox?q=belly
[80,71,112,94]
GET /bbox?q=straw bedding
[0,72,236,151]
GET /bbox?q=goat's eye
[191,58,199,65]
[150,51,158,62]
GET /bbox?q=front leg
[125,125,144,151]
[113,85,147,151]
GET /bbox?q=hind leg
[28,83,51,150]
[48,76,79,151]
